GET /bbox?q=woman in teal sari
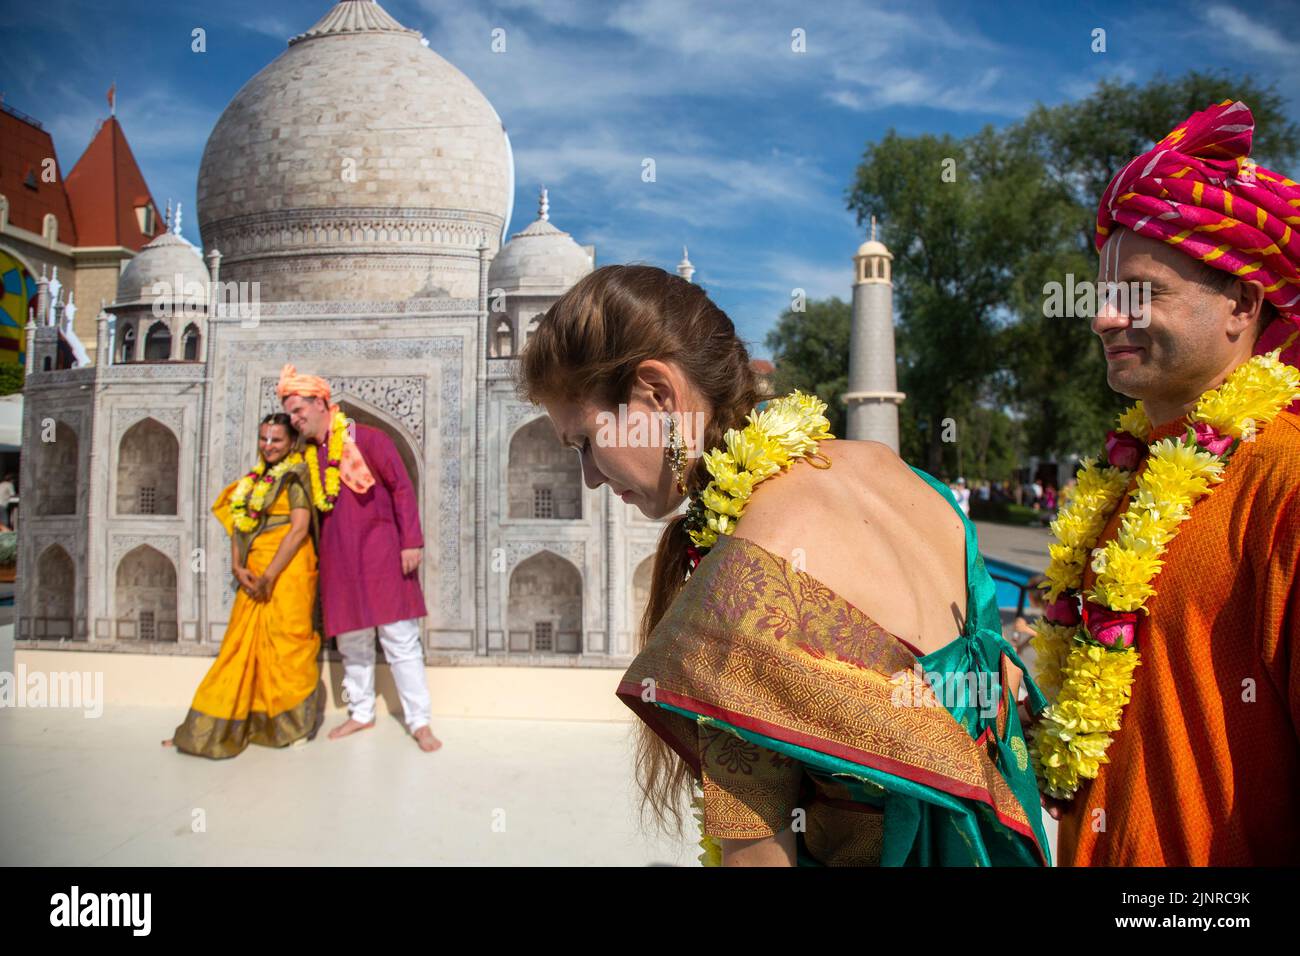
[516,264,1049,866]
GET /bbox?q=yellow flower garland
[684,389,835,554]
[229,452,305,533]
[1030,350,1300,799]
[305,411,348,512]
[681,389,835,865]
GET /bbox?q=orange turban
[274,363,374,495]
[275,363,331,401]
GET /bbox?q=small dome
[488,188,592,293]
[114,228,210,309]
[855,239,892,259]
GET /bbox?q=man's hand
[400,548,422,576]
[1042,793,1072,820]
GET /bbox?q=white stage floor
[0,702,696,866]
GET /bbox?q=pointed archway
[508,416,581,519]
[507,549,583,653]
[117,417,179,515]
[34,544,75,639]
[114,544,178,641]
[36,420,78,515]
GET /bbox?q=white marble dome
[114,226,210,309]
[489,188,593,294]
[196,0,515,303]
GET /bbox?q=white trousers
[334,618,431,732]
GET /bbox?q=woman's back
[731,439,970,658]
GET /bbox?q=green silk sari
[617,467,1050,866]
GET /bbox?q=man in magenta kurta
[315,423,427,633]
[278,364,441,753]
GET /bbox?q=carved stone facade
[15,0,678,665]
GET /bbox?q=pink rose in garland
[1044,592,1081,626]
[1082,600,1138,649]
[1192,421,1235,456]
[1105,430,1147,470]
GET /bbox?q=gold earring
[664,413,687,495]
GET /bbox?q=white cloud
[412,0,1021,124]
[240,15,296,40]
[1203,6,1300,59]
[826,65,1021,116]
[1057,62,1138,103]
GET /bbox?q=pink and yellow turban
[275,363,374,494]
[1096,99,1300,374]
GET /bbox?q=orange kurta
[1058,408,1300,865]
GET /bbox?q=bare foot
[327,718,375,740]
[413,726,442,753]
[161,738,174,747]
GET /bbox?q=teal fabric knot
[906,465,1054,864]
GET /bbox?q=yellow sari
[172,465,322,758]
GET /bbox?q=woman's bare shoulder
[732,440,897,553]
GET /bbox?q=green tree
[762,296,851,437]
[846,125,1063,472]
[0,365,23,397]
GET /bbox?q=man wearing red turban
[1043,101,1300,865]
[277,364,440,753]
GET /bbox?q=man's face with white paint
[1092,227,1258,421]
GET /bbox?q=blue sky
[5,0,1299,357]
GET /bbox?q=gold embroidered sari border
[173,683,323,760]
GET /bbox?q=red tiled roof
[0,105,78,245]
[64,117,162,250]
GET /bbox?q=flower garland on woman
[682,389,834,574]
[230,451,306,533]
[1029,349,1300,799]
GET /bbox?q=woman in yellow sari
[163,413,323,758]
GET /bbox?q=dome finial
[289,0,422,47]
[538,185,549,222]
[871,215,876,242]
[174,202,183,235]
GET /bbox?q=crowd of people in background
[946,474,1074,524]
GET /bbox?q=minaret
[676,246,695,283]
[843,217,904,452]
